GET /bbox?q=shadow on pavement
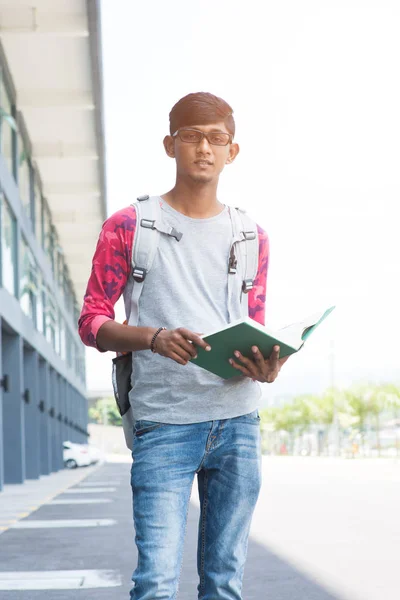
[179,503,345,600]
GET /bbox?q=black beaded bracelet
[150,327,167,353]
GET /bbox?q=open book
[191,306,335,379]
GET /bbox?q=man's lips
[194,160,213,166]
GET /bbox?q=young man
[79,92,287,600]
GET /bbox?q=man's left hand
[229,345,288,383]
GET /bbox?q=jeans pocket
[134,420,164,437]
[232,409,260,424]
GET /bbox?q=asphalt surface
[0,457,398,599]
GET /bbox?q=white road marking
[0,569,121,590]
[49,498,112,505]
[78,481,121,486]
[10,519,116,528]
[62,487,116,493]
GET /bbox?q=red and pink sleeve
[248,225,269,326]
[78,206,137,350]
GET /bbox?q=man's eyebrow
[201,128,228,133]
[186,127,227,133]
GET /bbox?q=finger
[232,351,258,377]
[268,345,280,365]
[251,346,265,368]
[172,345,193,363]
[179,328,211,352]
[169,351,190,366]
[229,358,253,378]
[179,339,199,359]
[169,330,200,358]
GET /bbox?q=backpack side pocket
[112,353,132,416]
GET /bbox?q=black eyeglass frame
[172,128,233,146]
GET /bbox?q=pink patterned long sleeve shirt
[78,205,269,350]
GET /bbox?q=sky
[85,0,400,403]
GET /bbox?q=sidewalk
[0,463,101,535]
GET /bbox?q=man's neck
[161,180,224,219]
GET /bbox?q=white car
[63,441,92,469]
[86,444,104,465]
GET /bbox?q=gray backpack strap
[235,207,259,290]
[119,195,183,450]
[128,196,160,326]
[227,206,259,319]
[127,196,183,327]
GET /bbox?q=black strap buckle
[170,227,183,242]
[133,267,146,282]
[242,279,254,293]
[228,247,237,274]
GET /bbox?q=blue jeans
[129,410,262,600]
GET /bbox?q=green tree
[260,405,297,454]
[367,385,388,457]
[89,397,122,427]
[311,388,349,455]
[381,384,400,457]
[344,386,369,454]
[261,382,400,458]
[261,397,315,454]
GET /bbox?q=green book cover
[191,306,335,379]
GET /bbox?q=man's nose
[196,136,212,152]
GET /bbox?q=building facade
[0,0,106,490]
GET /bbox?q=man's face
[164,121,239,184]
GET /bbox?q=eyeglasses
[172,128,232,146]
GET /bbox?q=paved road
[0,457,398,599]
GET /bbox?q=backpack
[112,195,259,449]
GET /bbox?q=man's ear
[163,135,175,158]
[226,142,240,164]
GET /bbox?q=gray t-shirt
[128,199,261,423]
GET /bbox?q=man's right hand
[153,328,211,365]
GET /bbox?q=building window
[45,286,57,350]
[51,228,58,280]
[43,201,53,260]
[59,315,66,360]
[57,251,65,292]
[18,131,32,221]
[71,338,76,374]
[0,75,15,177]
[0,193,17,296]
[66,330,73,369]
[20,236,38,324]
[52,228,63,283]
[34,180,43,247]
[63,268,73,314]
[36,270,45,334]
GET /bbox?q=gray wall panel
[2,331,25,483]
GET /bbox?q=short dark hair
[169,92,235,138]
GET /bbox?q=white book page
[200,307,334,349]
[276,308,331,348]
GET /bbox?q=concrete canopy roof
[0,0,107,304]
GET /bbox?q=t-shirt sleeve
[248,224,269,326]
[77,206,137,351]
